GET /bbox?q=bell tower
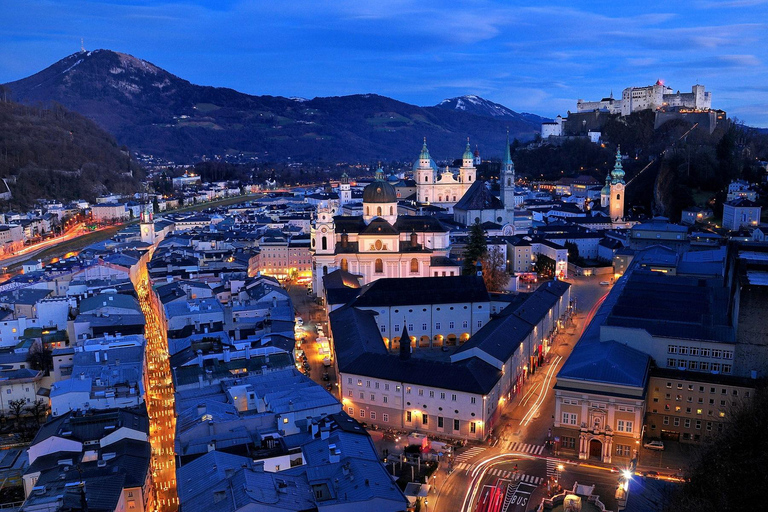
[609,147,626,222]
[500,132,516,211]
[140,203,155,245]
[459,138,476,185]
[414,138,435,203]
[339,172,351,206]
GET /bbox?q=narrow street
[136,266,179,512]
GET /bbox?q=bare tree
[8,399,25,428]
[26,399,48,427]
[479,246,511,292]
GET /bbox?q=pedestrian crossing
[546,458,559,478]
[503,442,546,455]
[486,468,543,485]
[454,446,486,463]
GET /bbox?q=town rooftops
[453,180,503,211]
[556,340,650,390]
[351,275,489,308]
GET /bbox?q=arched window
[377,206,382,216]
[340,258,348,272]
[321,236,327,251]
[438,195,442,202]
[425,175,429,183]
[390,206,394,215]
[410,258,419,273]
[322,265,328,275]
[468,176,472,182]
[312,238,316,248]
[507,178,511,186]
[375,258,384,274]
[366,206,369,216]
[616,194,621,200]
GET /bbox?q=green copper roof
[611,146,625,185]
[463,138,473,160]
[374,167,385,181]
[502,132,512,164]
[419,138,431,160]
[601,173,611,195]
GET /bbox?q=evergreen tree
[462,221,487,275]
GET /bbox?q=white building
[311,168,459,292]
[91,202,129,223]
[577,82,712,117]
[413,139,475,210]
[723,198,761,231]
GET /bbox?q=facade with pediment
[413,139,476,210]
[311,168,460,293]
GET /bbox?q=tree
[479,246,510,292]
[462,221,487,275]
[26,399,47,427]
[27,340,52,375]
[663,384,768,512]
[8,399,25,427]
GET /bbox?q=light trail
[520,355,562,427]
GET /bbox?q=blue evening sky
[1,0,767,126]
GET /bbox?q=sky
[1,0,767,126]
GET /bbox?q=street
[136,260,179,512]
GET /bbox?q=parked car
[643,440,665,451]
[600,281,610,286]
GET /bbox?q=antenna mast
[80,38,85,53]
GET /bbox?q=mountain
[436,95,550,125]
[3,50,543,163]
[0,96,141,208]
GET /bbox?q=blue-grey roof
[557,340,650,388]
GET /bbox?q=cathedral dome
[363,169,397,203]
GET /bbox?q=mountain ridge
[4,50,544,163]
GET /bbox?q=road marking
[506,442,547,455]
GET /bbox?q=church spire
[463,137,473,160]
[611,146,625,184]
[399,322,411,361]
[419,138,431,160]
[503,131,512,164]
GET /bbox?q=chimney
[410,231,418,248]
[245,345,251,360]
[329,443,341,464]
[223,347,231,362]
[197,349,203,367]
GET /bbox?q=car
[643,440,665,451]
[642,470,659,479]
[600,281,611,286]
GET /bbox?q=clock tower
[609,147,625,222]
[140,203,155,245]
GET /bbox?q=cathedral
[311,168,460,292]
[413,139,476,210]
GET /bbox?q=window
[347,390,352,397]
[449,321,455,329]
[701,348,710,357]
[674,417,680,426]
[380,325,386,333]
[563,412,577,425]
[375,382,380,389]
[383,413,389,422]
[438,416,444,428]
[423,414,428,425]
[348,377,353,385]
[406,411,412,422]
[435,322,441,330]
[679,347,688,355]
[375,258,384,273]
[406,387,411,394]
[366,380,371,388]
[470,397,476,404]
[370,394,375,401]
[454,419,460,431]
[348,407,354,415]
[663,416,669,425]
[422,323,428,330]
[615,444,631,457]
[394,325,400,334]
[440,392,445,400]
[617,420,625,432]
[668,346,677,354]
[410,258,419,273]
[451,394,457,402]
[706,421,712,431]
[463,320,468,328]
[383,396,388,403]
[561,436,576,449]
[359,392,364,399]
[470,422,476,434]
[477,321,482,328]
[418,389,424,396]
[370,411,376,420]
[684,419,691,428]
[360,410,365,418]
[667,358,676,367]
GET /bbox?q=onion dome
[611,146,625,185]
[601,174,611,196]
[363,167,397,203]
[463,138,473,160]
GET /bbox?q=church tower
[339,172,351,206]
[600,173,611,208]
[473,145,481,166]
[459,138,476,184]
[140,203,155,245]
[500,133,516,211]
[414,138,436,203]
[609,146,626,222]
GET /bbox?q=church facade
[311,168,459,292]
[414,139,476,210]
